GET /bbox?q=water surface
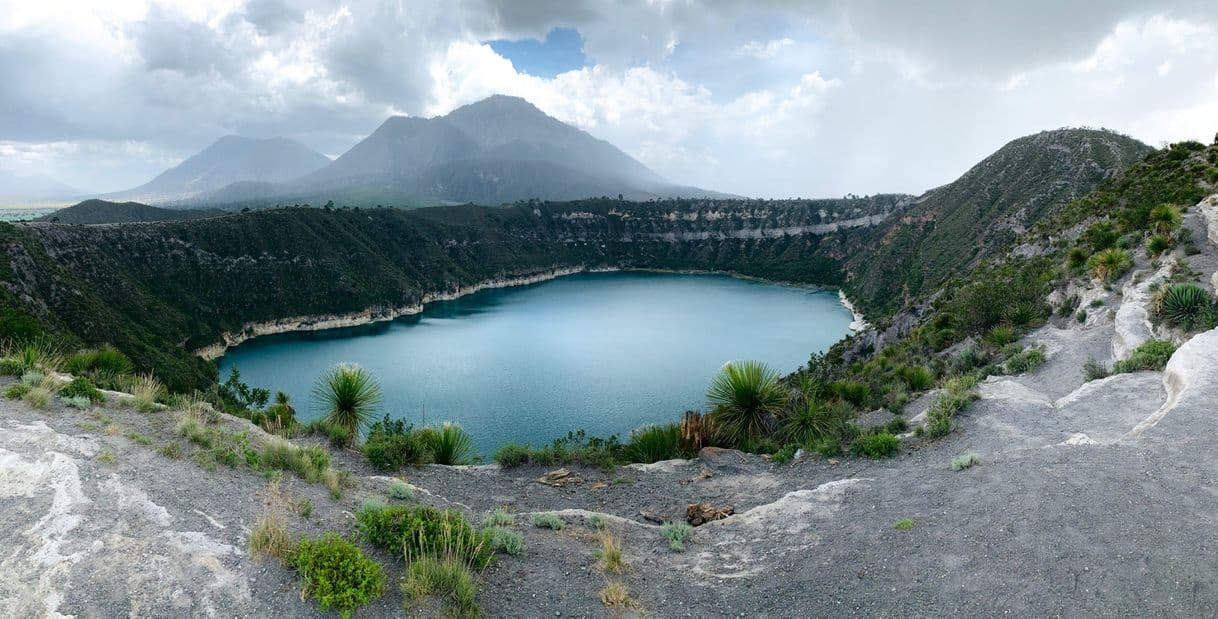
[220,272,853,455]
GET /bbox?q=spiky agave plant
[1159,283,1217,330]
[706,360,786,446]
[311,363,383,439]
[780,399,839,446]
[1148,204,1182,235]
[424,422,474,465]
[1087,248,1133,283]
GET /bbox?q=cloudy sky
[2,0,1217,197]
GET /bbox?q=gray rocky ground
[3,194,1218,617]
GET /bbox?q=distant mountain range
[0,169,83,205]
[106,95,727,208]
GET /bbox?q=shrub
[770,444,797,464]
[493,443,530,467]
[924,375,980,438]
[624,423,686,463]
[4,383,31,400]
[496,431,624,470]
[828,380,873,408]
[481,508,514,528]
[1005,347,1046,374]
[311,363,383,439]
[59,377,104,403]
[97,448,117,465]
[260,437,332,483]
[388,480,413,500]
[249,512,294,561]
[987,325,1017,346]
[599,581,636,609]
[355,502,493,569]
[157,442,183,459]
[24,386,53,409]
[893,518,916,530]
[899,366,935,391]
[850,432,899,459]
[126,374,164,413]
[484,526,523,556]
[1149,204,1182,234]
[1004,302,1042,327]
[596,529,626,573]
[532,513,564,530]
[0,342,61,375]
[1112,340,1176,374]
[662,521,693,552]
[1158,283,1217,331]
[951,453,980,471]
[362,415,426,470]
[1082,358,1110,382]
[780,399,843,446]
[1147,234,1173,257]
[65,346,132,377]
[61,395,91,409]
[292,533,385,618]
[706,360,786,445]
[421,422,475,465]
[401,554,478,618]
[951,344,986,374]
[1088,248,1133,282]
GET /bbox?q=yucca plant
[779,399,839,446]
[1158,283,1217,331]
[267,390,297,426]
[1148,204,1182,235]
[1146,234,1172,257]
[423,422,474,465]
[1087,248,1133,283]
[707,360,786,446]
[311,363,383,439]
[898,366,935,391]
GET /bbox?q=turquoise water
[219,272,853,456]
[0,207,57,222]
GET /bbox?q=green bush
[1146,234,1172,257]
[850,432,899,459]
[362,415,427,471]
[59,377,104,403]
[311,363,383,439]
[899,366,935,391]
[61,395,91,409]
[924,375,980,438]
[355,502,493,569]
[260,437,332,483]
[484,526,523,556]
[662,521,694,552]
[492,443,530,467]
[1082,358,1110,382]
[1112,340,1176,374]
[1158,283,1217,331]
[770,444,797,464]
[4,383,31,399]
[780,399,844,446]
[1087,248,1133,282]
[624,423,687,464]
[292,533,385,619]
[64,346,133,376]
[987,325,1017,346]
[1149,204,1182,234]
[707,360,786,445]
[829,380,873,408]
[951,453,980,471]
[531,513,564,530]
[1005,347,1046,374]
[388,480,413,500]
[401,554,479,618]
[481,508,514,527]
[419,422,474,465]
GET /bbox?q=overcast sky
[2,0,1217,197]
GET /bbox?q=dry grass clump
[595,529,626,574]
[599,580,639,610]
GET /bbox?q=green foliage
[419,422,475,465]
[125,373,165,413]
[362,415,427,470]
[311,363,383,439]
[59,377,104,403]
[61,395,92,409]
[898,366,935,391]
[218,365,270,412]
[1146,234,1172,257]
[828,380,873,408]
[1082,358,1110,382]
[4,382,31,399]
[850,432,899,459]
[1087,248,1133,282]
[770,444,797,464]
[484,526,523,556]
[1005,347,1046,374]
[1080,220,1119,253]
[987,325,1017,346]
[292,533,385,619]
[924,375,980,438]
[249,513,295,562]
[893,518,916,530]
[531,513,564,530]
[64,346,132,377]
[951,453,980,471]
[492,443,530,467]
[1148,204,1182,234]
[1112,340,1176,374]
[481,508,514,528]
[355,502,493,569]
[624,423,688,464]
[662,521,693,552]
[401,554,479,618]
[1158,283,1217,331]
[780,399,843,446]
[707,360,786,445]
[260,436,332,483]
[388,480,413,500]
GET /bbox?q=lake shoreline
[198,265,863,360]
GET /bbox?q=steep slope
[204,95,720,207]
[112,136,331,203]
[841,129,1153,316]
[35,199,228,224]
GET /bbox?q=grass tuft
[661,521,693,552]
[531,513,564,530]
[951,453,980,471]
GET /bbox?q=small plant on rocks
[662,521,693,552]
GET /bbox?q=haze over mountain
[108,136,331,204]
[0,169,83,205]
[165,96,727,208]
